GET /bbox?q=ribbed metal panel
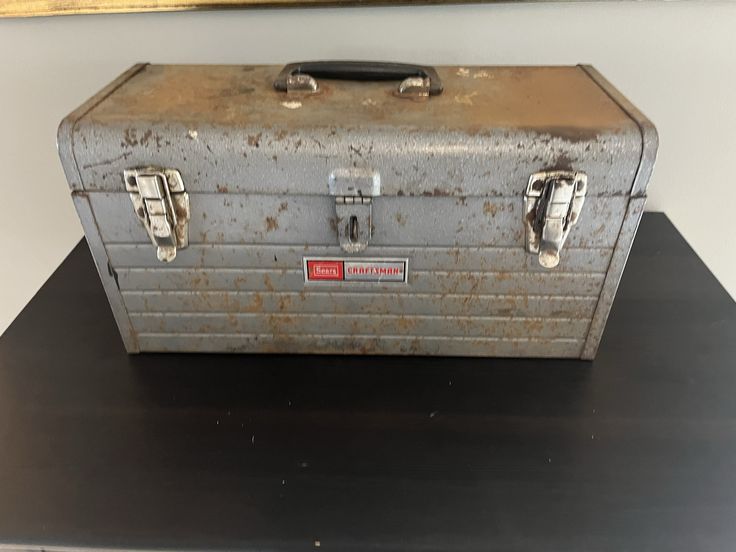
[121,291,598,318]
[115,268,605,296]
[129,312,590,339]
[100,192,611,353]
[112,233,604,352]
[107,244,614,273]
[135,333,584,357]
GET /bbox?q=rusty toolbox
[57,61,657,358]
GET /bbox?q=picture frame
[1,0,494,18]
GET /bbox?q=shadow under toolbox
[57,61,657,358]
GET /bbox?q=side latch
[524,170,587,269]
[124,168,190,263]
[328,168,381,253]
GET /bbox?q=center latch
[329,168,381,253]
[523,170,587,269]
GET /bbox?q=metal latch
[328,168,381,253]
[524,170,587,269]
[124,168,190,263]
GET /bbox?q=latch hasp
[524,170,587,268]
[124,168,190,262]
[329,168,381,253]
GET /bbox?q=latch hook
[524,170,587,268]
[124,168,190,263]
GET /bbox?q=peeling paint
[454,91,479,106]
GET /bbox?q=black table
[1,213,734,552]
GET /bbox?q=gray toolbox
[57,61,657,358]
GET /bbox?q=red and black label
[304,258,408,283]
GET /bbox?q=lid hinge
[124,168,190,263]
[329,168,381,253]
[524,170,587,269]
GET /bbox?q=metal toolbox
[57,62,657,358]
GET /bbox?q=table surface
[0,213,735,552]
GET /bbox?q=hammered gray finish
[57,63,657,357]
[88,194,629,248]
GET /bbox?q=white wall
[1,1,735,335]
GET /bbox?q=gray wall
[1,1,735,334]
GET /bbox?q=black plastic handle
[273,60,443,96]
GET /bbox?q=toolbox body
[58,62,657,358]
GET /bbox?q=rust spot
[220,85,255,97]
[123,128,138,147]
[328,217,338,233]
[523,319,544,333]
[396,316,416,332]
[278,201,288,213]
[524,209,541,249]
[265,217,279,232]
[528,126,602,144]
[554,153,575,171]
[97,66,629,155]
[409,338,421,353]
[483,201,499,217]
[139,129,153,146]
[278,295,292,311]
[422,188,451,197]
[263,274,275,292]
[216,184,229,193]
[245,294,263,313]
[191,272,210,289]
[395,213,407,226]
[247,132,262,147]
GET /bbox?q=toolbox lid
[59,63,656,198]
